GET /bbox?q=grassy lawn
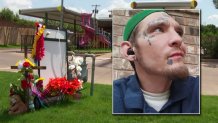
[73,48,111,54]
[0,45,21,49]
[0,71,218,123]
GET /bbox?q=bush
[0,8,14,21]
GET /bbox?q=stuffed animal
[8,95,28,115]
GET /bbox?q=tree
[212,37,218,58]
[201,24,218,58]
[45,19,82,32]
[0,8,15,21]
[14,13,20,22]
[213,0,218,9]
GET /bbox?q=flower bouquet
[68,55,85,99]
[9,59,36,114]
[31,77,82,108]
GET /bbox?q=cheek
[136,37,167,60]
[137,46,166,65]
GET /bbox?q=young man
[113,10,199,114]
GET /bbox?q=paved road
[86,53,112,85]
[0,49,24,72]
[0,49,112,85]
[201,62,218,95]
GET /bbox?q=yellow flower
[35,77,45,83]
[25,59,35,67]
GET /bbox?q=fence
[0,26,35,46]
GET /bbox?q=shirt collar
[123,75,194,112]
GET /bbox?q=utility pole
[60,0,64,29]
[92,4,100,48]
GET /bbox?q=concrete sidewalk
[201,61,218,95]
[86,52,112,85]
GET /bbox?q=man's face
[134,12,189,80]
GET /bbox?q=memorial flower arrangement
[9,59,36,114]
[9,58,83,114]
[68,55,84,89]
[46,77,81,97]
[32,55,84,102]
[42,55,85,100]
[31,77,82,108]
[10,59,36,97]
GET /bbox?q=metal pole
[24,45,27,58]
[60,0,64,29]
[90,55,95,96]
[74,54,96,96]
[92,5,100,48]
[45,12,48,27]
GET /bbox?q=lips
[169,52,184,59]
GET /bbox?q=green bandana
[123,9,164,41]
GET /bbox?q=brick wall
[112,9,200,80]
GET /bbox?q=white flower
[69,65,75,70]
[78,79,83,89]
[77,72,81,76]
[17,61,24,69]
[76,66,82,72]
[78,79,83,83]
[74,57,83,66]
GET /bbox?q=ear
[120,41,135,61]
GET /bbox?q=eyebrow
[146,17,184,36]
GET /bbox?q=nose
[168,29,183,48]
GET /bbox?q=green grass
[72,48,112,54]
[0,45,21,49]
[0,71,218,123]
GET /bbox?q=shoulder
[187,75,199,82]
[113,75,136,113]
[186,76,199,87]
[185,76,200,113]
[170,76,200,113]
[175,76,199,87]
[171,75,200,99]
[113,75,135,88]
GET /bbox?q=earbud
[127,48,135,55]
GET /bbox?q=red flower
[45,77,81,96]
[21,79,30,89]
[27,73,34,80]
[35,22,39,27]
[63,82,75,95]
[23,61,30,68]
[35,33,45,61]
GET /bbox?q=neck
[135,65,172,93]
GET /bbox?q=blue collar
[123,75,193,112]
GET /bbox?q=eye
[153,27,164,33]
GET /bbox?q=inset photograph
[112,9,200,114]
